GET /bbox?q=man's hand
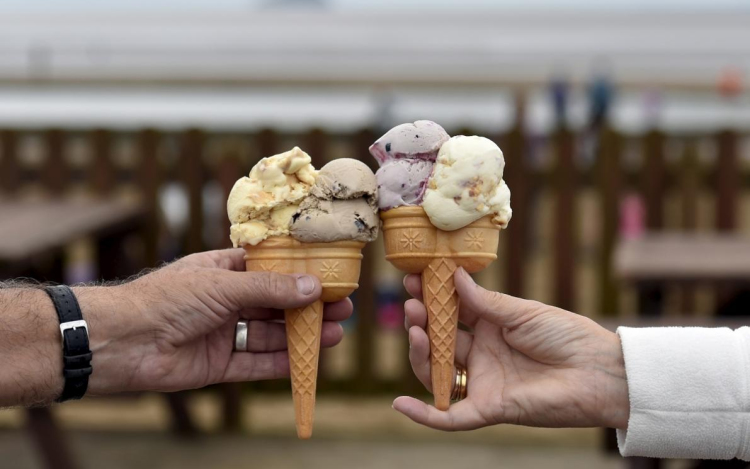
[393,268,629,431]
[81,249,352,396]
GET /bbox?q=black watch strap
[44,285,92,402]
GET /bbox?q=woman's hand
[393,268,629,431]
[83,248,352,395]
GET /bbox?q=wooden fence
[0,123,747,394]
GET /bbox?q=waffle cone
[244,237,365,438]
[381,207,500,410]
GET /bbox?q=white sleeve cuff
[616,326,750,461]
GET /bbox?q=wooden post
[256,129,278,163]
[640,130,666,317]
[165,392,198,438]
[220,381,243,433]
[26,408,79,469]
[0,130,20,194]
[715,130,739,314]
[716,130,737,231]
[598,127,621,316]
[679,139,699,314]
[553,126,576,311]
[138,129,161,267]
[304,128,328,168]
[43,129,67,196]
[181,129,204,255]
[503,97,527,298]
[216,143,244,248]
[91,129,114,196]
[354,128,377,391]
[97,234,129,281]
[643,130,666,230]
[680,139,699,230]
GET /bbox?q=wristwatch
[44,286,92,402]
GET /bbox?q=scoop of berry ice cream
[369,120,449,211]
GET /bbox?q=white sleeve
[616,326,750,460]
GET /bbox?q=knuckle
[270,272,291,295]
[252,272,276,300]
[266,272,293,298]
[248,272,299,307]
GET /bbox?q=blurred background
[2,0,750,468]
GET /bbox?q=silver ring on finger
[234,320,248,352]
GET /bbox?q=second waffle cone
[381,207,500,410]
[422,256,459,410]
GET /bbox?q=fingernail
[296,275,316,295]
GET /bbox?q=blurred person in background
[396,269,750,462]
[0,249,351,407]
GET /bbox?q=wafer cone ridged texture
[381,207,500,410]
[244,237,365,438]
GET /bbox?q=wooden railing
[0,125,747,393]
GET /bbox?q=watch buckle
[60,320,89,340]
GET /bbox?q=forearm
[0,284,145,407]
[0,286,62,406]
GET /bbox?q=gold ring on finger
[450,365,468,402]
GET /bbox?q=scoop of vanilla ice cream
[227,147,317,246]
[422,136,512,231]
[229,221,268,248]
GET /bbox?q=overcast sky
[2,0,749,11]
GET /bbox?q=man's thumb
[219,270,322,310]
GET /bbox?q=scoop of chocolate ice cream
[290,198,378,243]
[290,158,379,243]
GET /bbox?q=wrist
[597,331,630,429]
[72,285,152,396]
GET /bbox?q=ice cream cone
[381,207,500,410]
[244,237,364,439]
